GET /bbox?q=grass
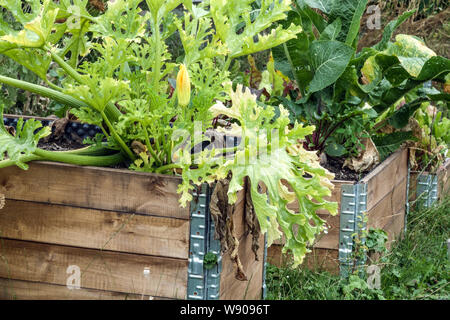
[265,196,450,300]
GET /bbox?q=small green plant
[408,100,449,172]
[203,252,219,270]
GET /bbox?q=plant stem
[45,46,86,84]
[100,111,136,161]
[0,155,43,169]
[33,149,124,167]
[152,20,162,94]
[283,42,302,94]
[0,75,89,110]
[44,46,122,123]
[155,163,181,174]
[141,124,162,166]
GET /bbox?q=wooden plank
[226,189,248,242]
[437,158,450,199]
[383,209,405,250]
[366,177,407,231]
[0,200,189,259]
[362,148,408,211]
[0,239,188,299]
[266,245,339,275]
[219,184,264,300]
[219,232,265,300]
[0,161,189,220]
[0,278,171,300]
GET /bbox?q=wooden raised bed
[407,158,450,210]
[0,161,264,300]
[267,148,409,276]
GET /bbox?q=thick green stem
[0,75,90,110]
[33,149,124,167]
[46,46,86,84]
[141,124,162,166]
[0,155,43,169]
[100,111,136,161]
[155,163,181,174]
[44,46,121,123]
[152,20,162,94]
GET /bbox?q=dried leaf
[343,137,380,172]
[210,177,248,281]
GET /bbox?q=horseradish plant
[0,0,337,266]
[272,0,450,160]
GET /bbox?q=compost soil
[37,122,370,180]
[321,156,371,181]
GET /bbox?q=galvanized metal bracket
[187,183,222,300]
[404,163,411,234]
[416,173,438,209]
[262,233,268,299]
[339,183,368,278]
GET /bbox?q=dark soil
[37,139,85,152]
[34,119,372,180]
[321,156,371,182]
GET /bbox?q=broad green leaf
[294,0,327,33]
[375,56,450,112]
[0,1,59,51]
[0,0,40,25]
[2,48,51,80]
[325,142,347,157]
[319,18,342,41]
[301,0,334,14]
[206,83,338,267]
[308,40,355,93]
[344,0,368,46]
[386,34,437,78]
[372,131,415,161]
[387,97,429,129]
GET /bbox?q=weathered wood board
[0,160,263,300]
[267,148,409,274]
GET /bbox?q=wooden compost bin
[407,158,450,209]
[0,161,264,300]
[267,148,409,275]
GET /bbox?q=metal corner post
[339,183,368,278]
[417,173,439,209]
[187,183,222,300]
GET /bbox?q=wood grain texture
[0,278,171,300]
[383,209,405,250]
[219,232,265,300]
[437,159,450,199]
[218,188,264,300]
[362,148,408,211]
[0,161,189,219]
[0,239,188,299]
[267,245,339,275]
[0,200,189,259]
[366,177,407,231]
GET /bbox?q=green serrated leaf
[0,114,51,169]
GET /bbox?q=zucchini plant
[0,0,338,267]
[272,0,450,161]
